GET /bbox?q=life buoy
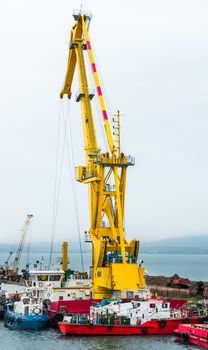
[181,311,186,318]
[162,302,167,308]
[158,320,166,328]
[32,307,41,315]
[42,299,51,309]
[141,327,148,334]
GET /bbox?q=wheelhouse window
[49,274,61,281]
[37,275,49,281]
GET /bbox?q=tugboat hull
[49,298,187,327]
[4,311,49,330]
[59,317,204,336]
[175,324,208,347]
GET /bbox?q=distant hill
[141,235,208,254]
[0,240,91,254]
[0,235,208,254]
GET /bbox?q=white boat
[28,267,92,303]
[4,295,49,330]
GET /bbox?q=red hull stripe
[58,317,204,336]
[97,86,102,96]
[86,41,91,50]
[102,110,108,120]
[91,63,97,72]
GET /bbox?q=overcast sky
[0,0,207,245]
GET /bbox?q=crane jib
[81,18,115,153]
[86,41,108,121]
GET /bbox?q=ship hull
[175,324,208,347]
[58,317,204,336]
[4,310,49,330]
[49,298,187,327]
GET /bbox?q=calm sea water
[0,326,197,350]
[0,251,207,280]
[0,251,207,349]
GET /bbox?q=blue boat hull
[4,310,49,330]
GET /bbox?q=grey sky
[0,0,207,244]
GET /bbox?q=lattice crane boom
[9,214,33,274]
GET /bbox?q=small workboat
[175,324,208,347]
[4,296,49,330]
[58,298,207,336]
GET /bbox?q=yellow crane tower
[62,241,68,272]
[60,11,145,299]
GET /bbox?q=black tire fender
[141,327,148,334]
[183,318,190,324]
[158,320,166,328]
[42,299,51,309]
[16,317,22,325]
[50,313,64,329]
[54,313,64,322]
[182,332,189,342]
[4,316,8,327]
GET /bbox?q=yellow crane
[60,12,145,299]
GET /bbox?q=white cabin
[29,269,64,289]
[13,296,44,316]
[28,269,92,302]
[91,299,173,325]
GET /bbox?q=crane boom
[61,12,145,299]
[10,214,33,274]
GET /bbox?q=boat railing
[68,313,132,326]
[170,309,182,319]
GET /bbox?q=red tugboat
[58,299,207,336]
[175,324,208,347]
[48,297,187,327]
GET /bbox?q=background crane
[4,214,33,279]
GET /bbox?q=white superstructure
[90,299,177,325]
[28,268,92,302]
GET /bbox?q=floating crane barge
[60,10,145,300]
[55,12,208,336]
